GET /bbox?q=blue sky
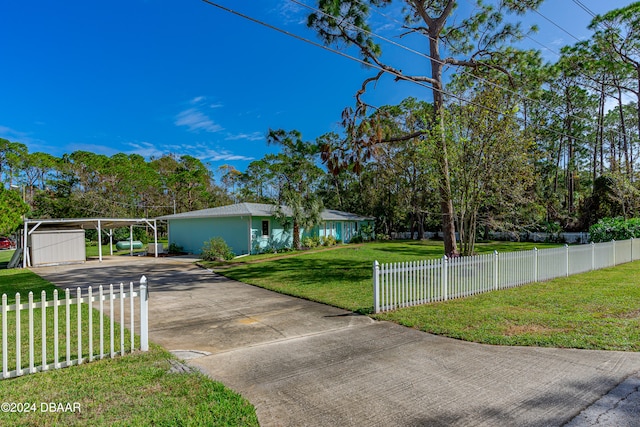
[0,0,632,178]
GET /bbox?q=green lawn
[376,262,640,351]
[0,268,258,426]
[212,240,562,314]
[0,249,14,268]
[0,344,258,427]
[85,244,147,258]
[210,240,640,351]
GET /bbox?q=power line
[293,0,638,143]
[201,0,636,159]
[199,0,503,114]
[571,0,598,19]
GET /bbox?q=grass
[0,249,15,268]
[0,344,258,427]
[209,240,562,314]
[375,262,640,351]
[209,240,640,351]
[85,244,147,258]
[0,268,258,426]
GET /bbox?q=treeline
[0,145,232,222]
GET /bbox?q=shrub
[201,237,235,261]
[589,217,640,243]
[360,224,374,241]
[350,235,364,244]
[302,236,320,248]
[168,242,184,254]
[322,235,337,246]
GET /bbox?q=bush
[201,237,235,261]
[302,236,320,248]
[322,235,337,246]
[349,235,364,244]
[168,242,184,254]
[589,217,640,243]
[360,224,374,241]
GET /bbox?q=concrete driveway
[33,256,640,426]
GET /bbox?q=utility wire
[354,0,637,143]
[200,0,504,115]
[293,0,638,144]
[571,0,598,19]
[201,0,636,156]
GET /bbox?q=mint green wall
[168,216,250,255]
[168,216,373,256]
[303,220,369,243]
[250,216,292,254]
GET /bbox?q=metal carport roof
[19,217,159,268]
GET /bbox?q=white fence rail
[373,239,640,313]
[1,276,148,379]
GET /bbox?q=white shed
[29,229,86,267]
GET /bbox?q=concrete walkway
[33,256,640,426]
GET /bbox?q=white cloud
[125,141,166,158]
[126,141,254,163]
[189,144,255,162]
[190,96,205,104]
[175,108,224,133]
[0,125,30,142]
[550,38,565,47]
[276,1,307,25]
[202,151,255,162]
[225,132,264,141]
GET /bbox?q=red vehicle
[0,237,15,250]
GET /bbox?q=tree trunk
[429,29,458,257]
[637,66,640,176]
[596,80,606,184]
[616,85,631,178]
[293,221,300,250]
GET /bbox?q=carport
[19,218,159,268]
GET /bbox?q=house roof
[157,203,373,221]
[320,209,373,221]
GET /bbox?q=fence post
[373,261,380,314]
[533,248,538,283]
[493,251,499,290]
[442,255,448,301]
[631,238,633,262]
[140,276,149,352]
[591,242,595,270]
[2,294,7,378]
[565,244,569,277]
[16,293,21,376]
[612,240,616,266]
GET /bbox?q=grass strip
[0,344,258,427]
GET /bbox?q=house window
[261,220,269,237]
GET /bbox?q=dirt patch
[503,323,569,336]
[612,309,640,319]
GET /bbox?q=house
[158,202,373,256]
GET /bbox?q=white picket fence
[1,276,148,379]
[373,239,640,313]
